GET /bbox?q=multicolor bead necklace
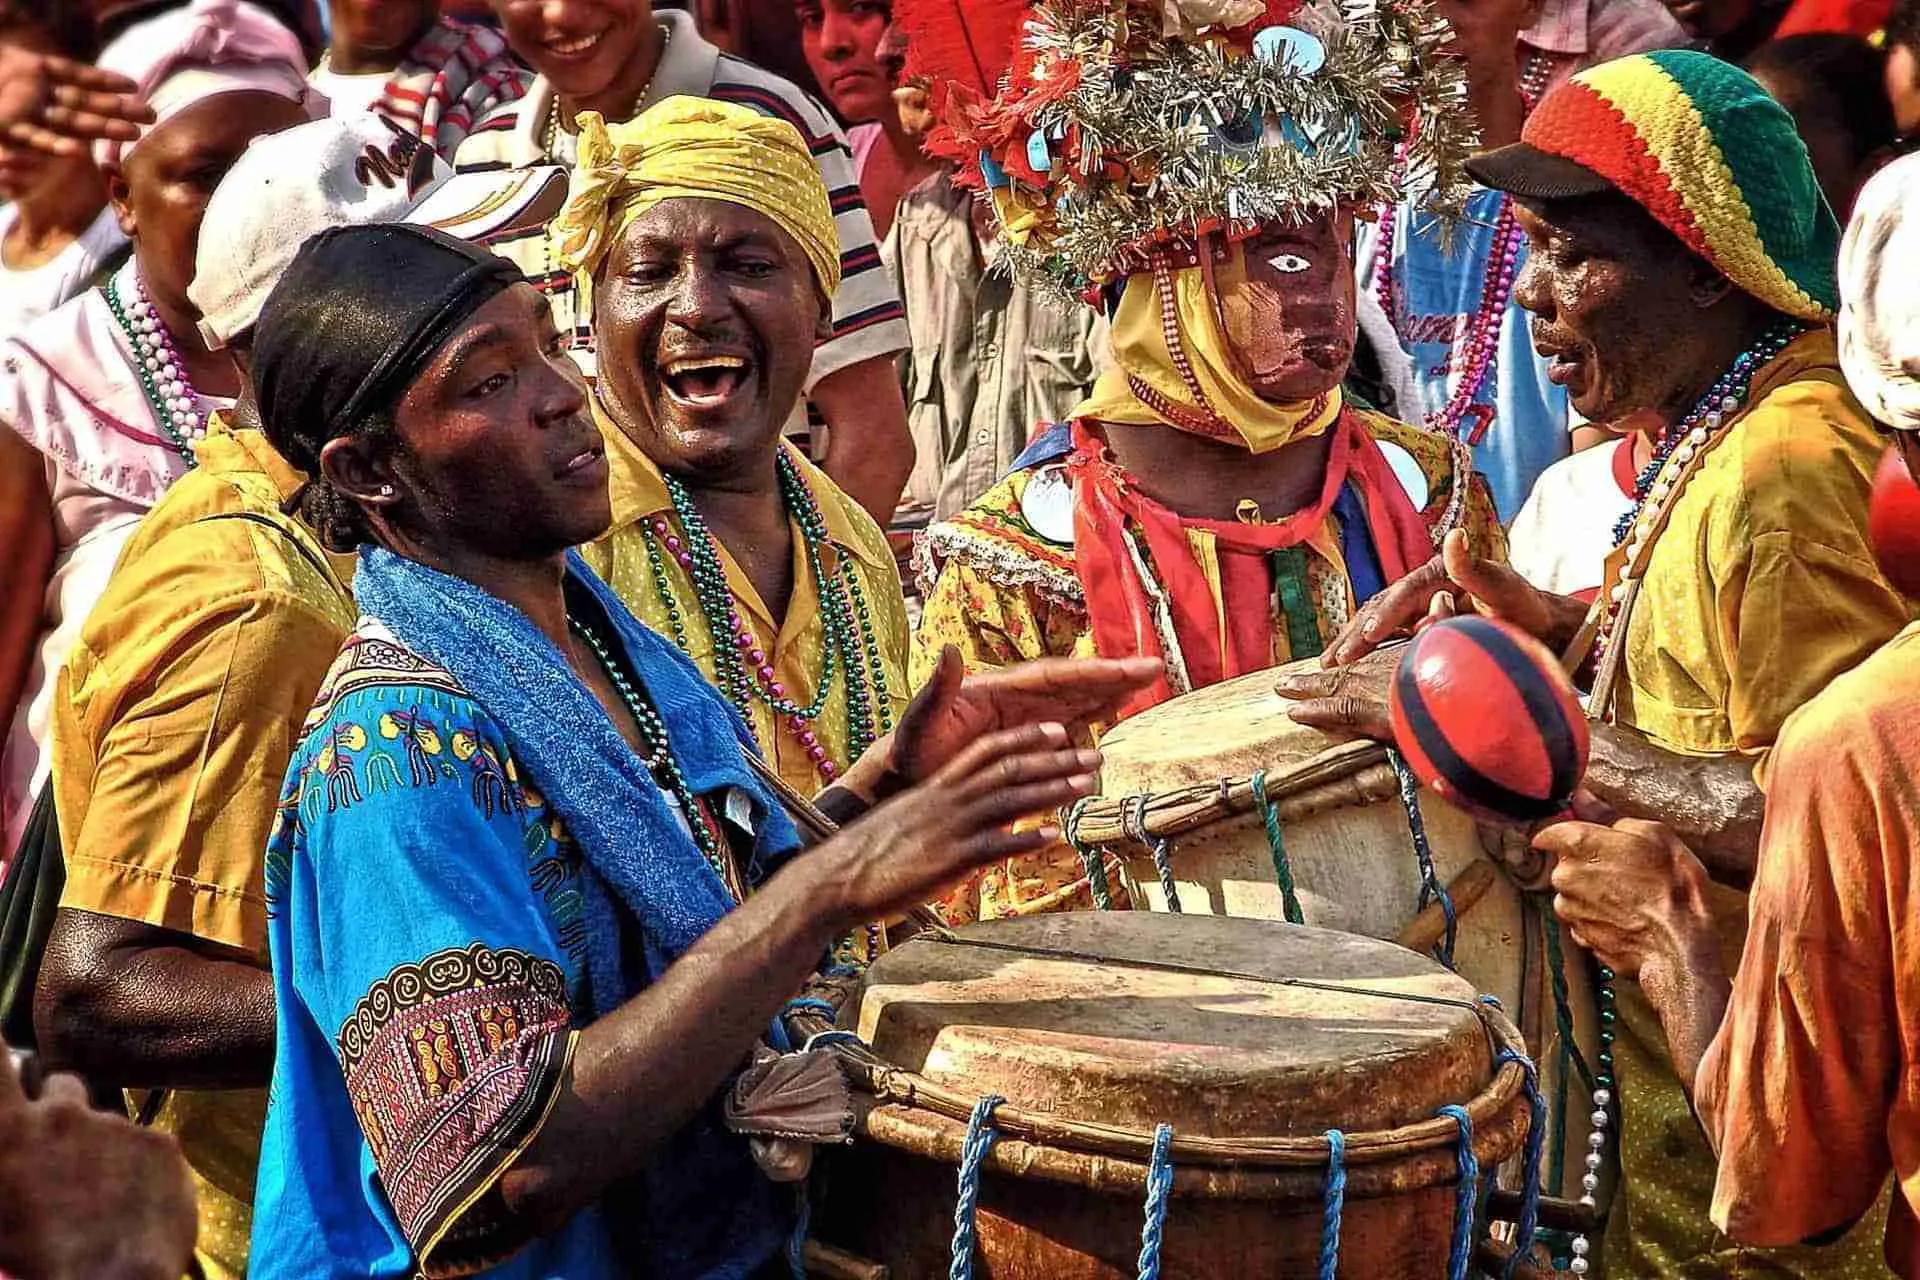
[1374,52,1554,441]
[102,273,210,465]
[569,615,736,895]
[1591,320,1803,662]
[643,450,893,781]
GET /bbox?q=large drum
[814,914,1539,1278]
[1068,658,1601,1203]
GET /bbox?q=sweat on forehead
[251,225,525,471]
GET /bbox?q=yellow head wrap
[551,96,842,295]
[1072,246,1343,454]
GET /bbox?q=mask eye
[1268,253,1312,274]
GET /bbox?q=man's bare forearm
[498,863,839,1232]
[35,909,274,1089]
[1644,942,1732,1104]
[1584,725,1766,885]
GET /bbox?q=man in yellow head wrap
[903,0,1508,923]
[561,96,911,821]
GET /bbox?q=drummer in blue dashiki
[240,213,1157,1278]
[904,0,1508,923]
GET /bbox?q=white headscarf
[1838,152,1920,433]
[93,0,313,170]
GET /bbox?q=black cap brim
[1465,142,1614,201]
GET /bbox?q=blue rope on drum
[930,1029,1548,1280]
[1387,748,1457,969]
[950,1094,1007,1280]
[1319,1128,1347,1280]
[1495,1049,1548,1279]
[1436,1105,1480,1280]
[1136,1123,1176,1280]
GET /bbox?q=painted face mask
[1214,215,1357,404]
[1070,219,1357,453]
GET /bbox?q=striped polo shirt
[451,6,907,404]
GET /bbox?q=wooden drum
[813,914,1538,1278]
[1068,658,1600,1203]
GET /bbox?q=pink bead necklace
[1374,52,1555,440]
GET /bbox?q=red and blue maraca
[1388,615,1590,824]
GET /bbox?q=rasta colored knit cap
[1467,49,1838,322]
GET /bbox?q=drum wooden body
[816,914,1534,1278]
[1077,659,1600,1201]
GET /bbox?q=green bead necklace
[569,615,734,895]
[643,450,893,780]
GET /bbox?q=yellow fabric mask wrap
[551,97,842,295]
[1071,245,1343,454]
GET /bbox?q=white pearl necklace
[104,272,210,460]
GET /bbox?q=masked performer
[907,0,1501,922]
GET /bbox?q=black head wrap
[252,223,523,549]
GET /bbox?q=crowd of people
[0,0,1917,1277]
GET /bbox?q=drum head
[855,914,1491,1138]
[1095,657,1388,796]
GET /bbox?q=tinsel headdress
[896,0,1477,299]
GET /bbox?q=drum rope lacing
[1063,797,1117,909]
[1492,1042,1549,1279]
[841,935,1549,1276]
[1436,1105,1480,1280]
[1389,749,1459,970]
[1137,1124,1176,1280]
[1250,769,1306,925]
[950,1095,1006,1280]
[1124,794,1183,912]
[1319,1129,1347,1280]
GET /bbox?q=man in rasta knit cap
[907,0,1505,925]
[1288,49,1915,1276]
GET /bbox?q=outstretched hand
[819,721,1102,926]
[881,646,1161,786]
[0,46,152,156]
[1320,529,1578,669]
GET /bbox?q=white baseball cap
[190,113,568,349]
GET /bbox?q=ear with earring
[378,484,395,497]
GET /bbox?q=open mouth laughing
[660,352,754,411]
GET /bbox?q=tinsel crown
[907,0,1477,298]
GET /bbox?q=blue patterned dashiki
[1361,186,1573,521]
[251,550,804,1280]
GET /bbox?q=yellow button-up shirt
[52,422,355,1280]
[1612,330,1915,757]
[580,411,911,796]
[1600,329,1912,1279]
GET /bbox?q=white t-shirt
[1506,436,1637,600]
[309,61,392,118]
[0,204,126,336]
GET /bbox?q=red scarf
[1068,414,1435,717]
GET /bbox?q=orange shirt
[1696,619,1920,1277]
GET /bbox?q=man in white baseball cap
[32,114,563,1280]
[191,110,567,354]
